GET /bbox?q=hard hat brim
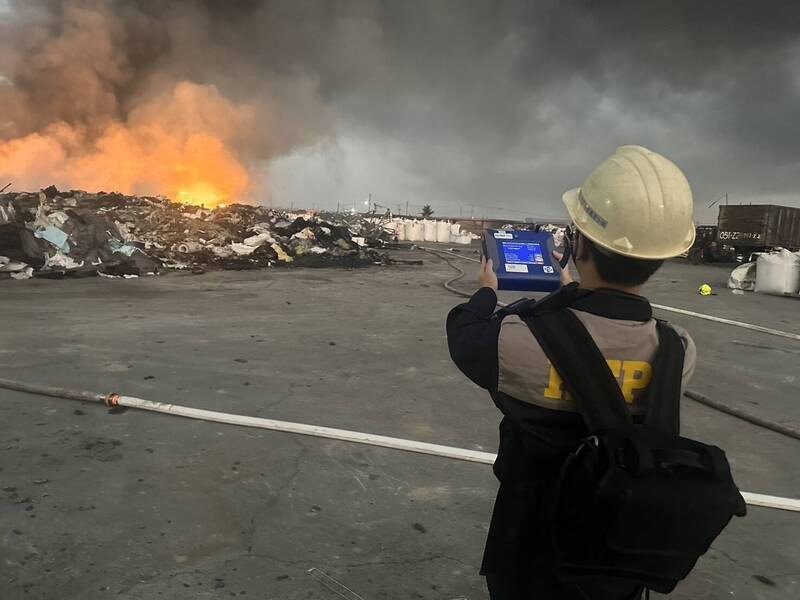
[561,187,582,226]
[561,186,620,256]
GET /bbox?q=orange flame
[0,82,253,208]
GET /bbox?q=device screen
[502,241,545,266]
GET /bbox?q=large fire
[0,82,253,208]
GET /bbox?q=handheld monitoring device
[482,229,569,292]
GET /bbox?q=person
[446,146,698,599]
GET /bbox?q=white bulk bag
[436,220,451,243]
[728,262,756,291]
[755,249,800,295]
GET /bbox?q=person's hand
[552,251,574,286]
[478,257,498,291]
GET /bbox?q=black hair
[582,235,664,286]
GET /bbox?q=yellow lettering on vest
[607,360,622,378]
[543,364,564,399]
[621,361,652,404]
[543,360,652,403]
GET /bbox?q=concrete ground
[0,245,798,600]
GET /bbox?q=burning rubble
[0,187,391,280]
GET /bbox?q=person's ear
[574,232,589,262]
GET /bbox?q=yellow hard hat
[562,145,696,260]
[699,284,712,296]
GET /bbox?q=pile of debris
[0,187,388,280]
[319,212,399,247]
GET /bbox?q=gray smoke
[2,1,799,219]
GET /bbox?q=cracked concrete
[0,248,798,599]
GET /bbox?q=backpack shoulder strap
[644,321,685,435]
[523,308,632,432]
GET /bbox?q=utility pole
[405,200,409,216]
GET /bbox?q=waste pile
[0,187,388,280]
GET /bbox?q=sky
[270,1,800,223]
[2,1,800,223]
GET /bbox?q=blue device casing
[482,229,562,292]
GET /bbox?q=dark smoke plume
[2,1,800,218]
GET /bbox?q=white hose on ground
[118,395,496,464]
[0,378,798,513]
[650,303,800,342]
[120,395,800,512]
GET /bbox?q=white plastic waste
[291,227,317,241]
[210,246,234,258]
[243,232,273,247]
[10,267,33,280]
[728,262,757,292]
[0,259,29,272]
[230,243,258,256]
[755,249,800,295]
[44,250,84,270]
[175,241,204,253]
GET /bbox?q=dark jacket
[446,284,696,578]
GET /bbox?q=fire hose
[0,376,798,513]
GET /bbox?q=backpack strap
[523,308,632,432]
[643,321,685,435]
[496,282,591,320]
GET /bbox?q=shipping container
[716,205,800,251]
[688,225,735,263]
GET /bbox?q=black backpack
[522,305,747,595]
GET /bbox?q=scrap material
[0,186,391,280]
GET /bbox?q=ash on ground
[0,186,396,280]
